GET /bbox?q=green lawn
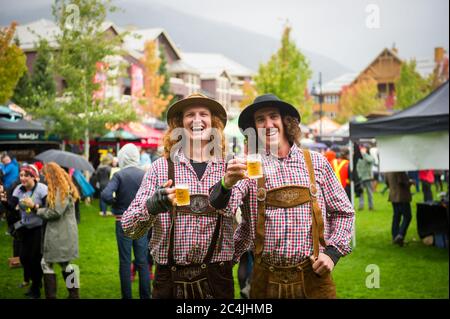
[0,185,448,299]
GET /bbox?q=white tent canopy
[350,81,449,172]
[378,131,449,172]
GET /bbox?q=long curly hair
[162,113,226,159]
[42,162,80,209]
[282,115,302,146]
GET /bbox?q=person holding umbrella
[121,93,235,299]
[210,94,354,299]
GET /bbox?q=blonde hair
[42,162,80,209]
[162,113,226,159]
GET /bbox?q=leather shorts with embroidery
[152,261,234,299]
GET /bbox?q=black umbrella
[35,149,95,173]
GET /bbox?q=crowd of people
[321,142,449,248]
[1,92,448,299]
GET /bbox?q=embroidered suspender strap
[254,176,267,263]
[167,159,177,266]
[303,149,326,259]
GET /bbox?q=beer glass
[246,154,263,179]
[175,183,190,206]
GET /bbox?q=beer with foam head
[247,154,263,179]
[175,183,190,206]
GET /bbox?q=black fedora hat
[166,93,227,126]
[238,94,301,130]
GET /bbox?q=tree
[31,39,56,100]
[395,59,432,110]
[239,80,257,110]
[29,0,136,159]
[0,22,27,104]
[140,40,172,119]
[337,78,384,122]
[254,26,312,122]
[11,70,33,108]
[12,39,56,108]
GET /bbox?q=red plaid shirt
[121,150,234,265]
[232,144,354,266]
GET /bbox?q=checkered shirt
[121,150,234,265]
[231,144,355,266]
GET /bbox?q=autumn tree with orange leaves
[140,40,172,118]
[239,80,257,109]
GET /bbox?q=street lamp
[311,72,323,136]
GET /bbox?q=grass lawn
[0,184,448,299]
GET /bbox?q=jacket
[101,166,145,215]
[356,153,375,182]
[1,159,19,189]
[37,192,78,263]
[385,172,412,203]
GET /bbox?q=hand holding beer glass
[162,180,190,206]
[223,153,264,189]
[161,179,177,206]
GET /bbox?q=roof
[0,117,45,133]
[307,117,341,135]
[13,19,122,52]
[168,59,199,75]
[350,81,449,138]
[182,53,254,78]
[14,19,60,51]
[200,69,232,80]
[122,28,182,60]
[321,73,359,94]
[352,48,403,85]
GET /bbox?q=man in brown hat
[210,93,354,299]
[121,93,235,299]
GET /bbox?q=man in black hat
[122,93,236,299]
[210,94,354,299]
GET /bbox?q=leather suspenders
[254,149,326,263]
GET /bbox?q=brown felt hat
[166,93,227,126]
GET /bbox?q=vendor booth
[0,106,60,161]
[350,81,449,247]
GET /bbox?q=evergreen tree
[11,70,33,108]
[31,39,55,100]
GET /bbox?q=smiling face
[19,171,35,189]
[182,105,212,142]
[253,107,289,150]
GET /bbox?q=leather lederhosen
[152,159,234,299]
[250,149,336,299]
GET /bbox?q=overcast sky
[1,0,448,71]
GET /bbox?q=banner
[93,61,107,100]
